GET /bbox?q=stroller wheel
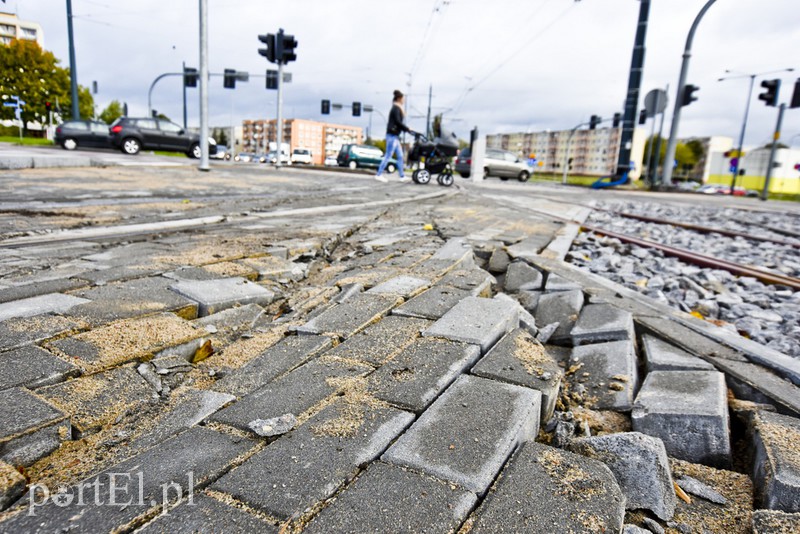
[415,169,431,185]
[439,172,454,187]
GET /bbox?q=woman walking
[375,90,413,183]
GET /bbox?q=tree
[686,139,705,162]
[212,128,228,146]
[99,100,123,124]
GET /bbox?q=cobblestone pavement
[0,165,798,533]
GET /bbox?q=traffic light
[638,109,647,125]
[612,112,622,128]
[352,102,361,117]
[223,69,236,89]
[278,31,298,64]
[589,115,601,130]
[758,79,780,107]
[184,67,198,88]
[258,33,276,63]
[45,101,51,113]
[321,99,330,115]
[681,84,699,107]
[266,69,278,90]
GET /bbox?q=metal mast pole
[198,0,210,171]
[182,60,188,129]
[276,56,284,168]
[66,0,80,119]
[728,74,754,193]
[761,103,786,201]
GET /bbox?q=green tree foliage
[686,139,705,162]
[0,39,93,130]
[212,128,228,146]
[643,135,697,169]
[99,99,123,124]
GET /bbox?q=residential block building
[0,12,44,47]
[241,118,362,165]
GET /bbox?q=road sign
[644,89,668,118]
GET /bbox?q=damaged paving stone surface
[0,169,798,532]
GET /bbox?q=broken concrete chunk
[504,261,544,292]
[533,289,583,345]
[675,475,727,505]
[751,410,800,512]
[570,303,634,346]
[247,414,297,437]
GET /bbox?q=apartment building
[0,12,44,47]
[241,118,362,165]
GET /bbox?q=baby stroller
[408,132,459,187]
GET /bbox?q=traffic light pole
[276,61,284,167]
[729,74,755,194]
[761,103,786,201]
[66,0,80,120]
[198,0,210,171]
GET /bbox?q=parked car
[211,145,232,160]
[291,148,313,165]
[324,154,338,166]
[455,147,471,177]
[455,147,531,181]
[266,151,291,165]
[54,120,111,151]
[109,117,216,158]
[234,152,256,162]
[695,184,758,197]
[337,144,396,172]
[696,184,726,194]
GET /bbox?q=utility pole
[426,85,432,138]
[761,103,786,201]
[198,0,210,171]
[66,0,80,120]
[182,60,188,129]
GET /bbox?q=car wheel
[62,138,78,151]
[187,143,201,159]
[500,176,509,181]
[121,138,141,155]
[386,163,396,174]
[348,161,358,170]
[483,167,490,179]
[518,171,530,182]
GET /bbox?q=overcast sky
[6,0,800,148]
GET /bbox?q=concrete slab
[632,371,731,468]
[393,285,473,320]
[170,277,275,316]
[211,398,414,520]
[751,410,800,512]
[295,293,401,339]
[0,461,25,511]
[468,442,625,533]
[137,493,279,533]
[0,387,69,467]
[533,289,584,345]
[570,432,677,521]
[423,296,519,354]
[0,293,89,323]
[471,329,562,422]
[370,338,481,413]
[504,261,544,293]
[0,314,88,353]
[0,427,254,533]
[570,303,634,346]
[214,335,333,396]
[641,334,715,372]
[569,340,639,411]
[382,375,541,494]
[304,461,477,534]
[0,345,79,390]
[367,275,430,298]
[324,315,431,367]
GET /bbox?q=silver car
[455,148,532,181]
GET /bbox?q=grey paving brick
[544,272,583,292]
[370,338,481,413]
[325,315,431,367]
[436,268,494,295]
[214,335,333,397]
[240,254,306,282]
[468,442,625,534]
[0,387,69,467]
[367,275,430,298]
[533,289,584,345]
[211,398,414,520]
[392,285,473,320]
[570,432,677,521]
[570,303,634,346]
[506,234,555,260]
[193,302,265,334]
[38,366,154,435]
[471,329,562,422]
[423,296,519,354]
[569,340,638,411]
[304,461,477,534]
[383,375,540,494]
[0,427,254,533]
[504,261,544,292]
[0,345,79,390]
[0,293,89,323]
[641,334,715,372]
[751,410,800,512]
[209,357,371,433]
[0,314,88,353]
[429,238,474,265]
[137,493,279,533]
[0,278,87,305]
[493,293,538,337]
[0,461,25,511]
[295,293,401,339]
[487,248,511,273]
[170,277,275,317]
[752,510,800,533]
[632,370,731,468]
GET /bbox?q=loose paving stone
[533,289,584,345]
[248,414,297,437]
[0,278,87,305]
[675,474,727,505]
[467,442,625,533]
[0,461,25,511]
[544,272,584,292]
[170,277,275,317]
[0,427,255,533]
[0,314,88,353]
[209,357,372,433]
[641,334,715,372]
[370,338,481,413]
[324,315,431,367]
[304,461,477,534]
[752,510,800,533]
[471,328,562,421]
[423,296,519,354]
[192,303,265,344]
[66,276,199,325]
[623,526,650,534]
[392,285,473,321]
[570,432,677,521]
[751,410,800,512]
[45,313,205,374]
[137,493,279,533]
[569,340,639,411]
[632,370,731,468]
[38,366,154,435]
[436,268,494,295]
[129,389,236,452]
[367,275,430,298]
[428,237,474,266]
[0,387,69,467]
[506,234,555,260]
[0,345,79,390]
[504,261,544,292]
[493,293,538,337]
[383,375,540,494]
[487,248,511,273]
[570,303,634,346]
[332,282,364,303]
[333,266,403,290]
[0,293,89,323]
[214,335,332,396]
[295,293,401,339]
[211,398,414,520]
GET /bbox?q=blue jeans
[377,134,404,177]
